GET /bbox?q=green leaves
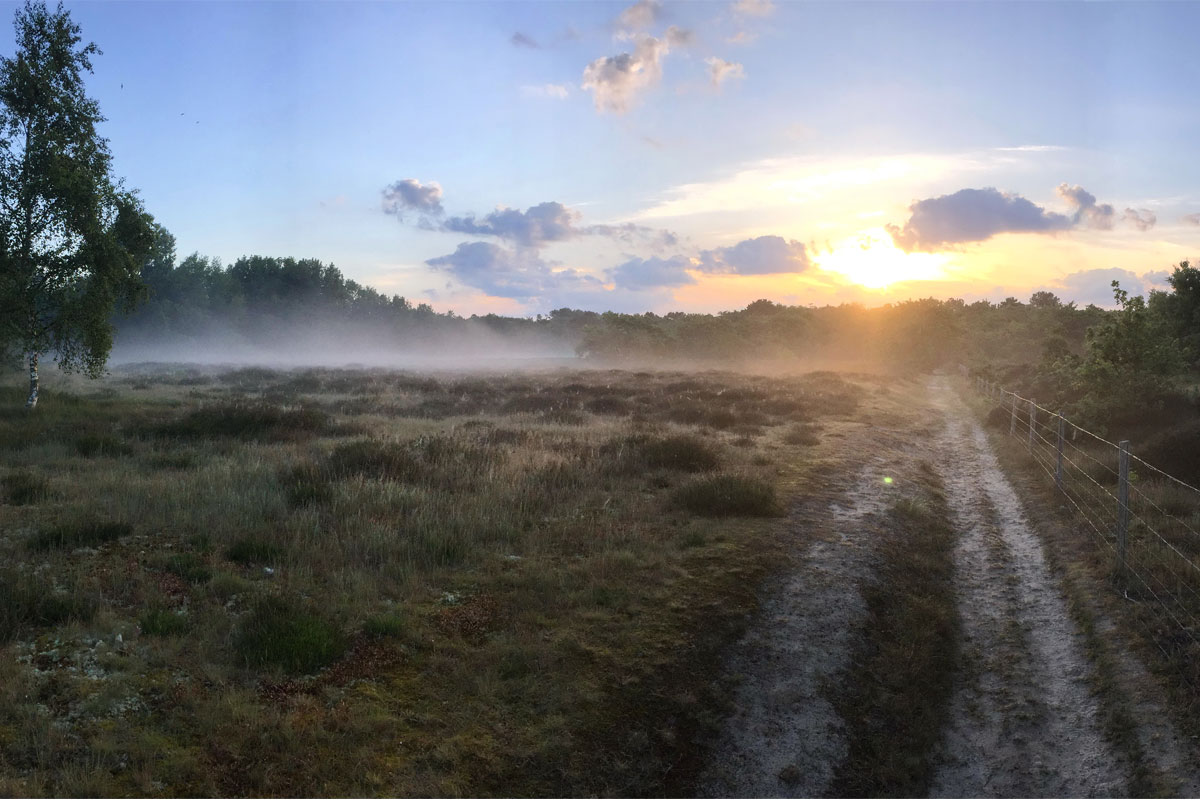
[0,2,155,389]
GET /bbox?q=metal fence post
[1010,393,1018,436]
[1117,440,1130,579]
[1027,399,1036,450]
[1055,412,1065,490]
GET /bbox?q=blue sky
[14,0,1200,314]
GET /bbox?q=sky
[16,0,1200,316]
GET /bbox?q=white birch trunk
[25,352,38,409]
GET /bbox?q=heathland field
[0,365,879,796]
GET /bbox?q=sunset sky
[29,0,1200,315]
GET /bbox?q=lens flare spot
[883,476,894,485]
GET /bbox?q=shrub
[586,396,631,416]
[165,553,213,584]
[152,403,335,442]
[281,460,335,507]
[75,433,133,457]
[29,521,132,551]
[362,613,411,640]
[783,424,821,446]
[326,439,420,481]
[208,572,253,601]
[672,474,783,517]
[0,569,95,642]
[2,471,49,505]
[1138,420,1200,487]
[225,537,284,566]
[139,606,190,637]
[234,596,346,674]
[602,434,720,474]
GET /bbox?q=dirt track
[697,376,1200,797]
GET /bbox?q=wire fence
[972,376,1200,681]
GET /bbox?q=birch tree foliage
[0,1,154,391]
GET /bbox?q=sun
[817,228,950,289]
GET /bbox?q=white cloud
[706,57,745,88]
[618,0,660,31]
[727,31,757,44]
[732,0,774,16]
[582,34,671,113]
[522,83,570,99]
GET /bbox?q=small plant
[139,606,190,636]
[234,596,346,674]
[208,572,253,601]
[281,460,335,507]
[783,423,821,446]
[152,402,335,442]
[165,553,213,584]
[225,537,284,566]
[29,521,132,551]
[362,612,410,640]
[326,439,420,481]
[75,433,133,457]
[672,474,783,517]
[1,471,49,505]
[603,434,720,474]
[0,569,95,642]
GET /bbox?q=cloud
[442,202,580,248]
[439,200,677,250]
[665,25,693,47]
[727,31,756,44]
[732,0,775,16]
[1182,213,1200,226]
[618,0,661,31]
[1056,183,1115,230]
[382,179,444,219]
[1122,207,1157,231]
[582,34,671,113]
[608,255,696,289]
[522,83,570,99]
[700,235,810,274]
[426,242,603,300]
[886,187,1072,252]
[706,57,745,88]
[511,32,539,49]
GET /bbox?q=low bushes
[29,521,132,551]
[233,596,346,674]
[672,474,783,517]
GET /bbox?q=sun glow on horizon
[816,229,952,289]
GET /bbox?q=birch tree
[0,1,154,408]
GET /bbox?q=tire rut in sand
[697,455,896,798]
[929,377,1128,797]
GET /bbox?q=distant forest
[110,227,1200,432]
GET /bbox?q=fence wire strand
[974,377,1200,680]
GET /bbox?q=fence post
[1010,393,1018,436]
[1027,399,1036,450]
[1117,440,1130,579]
[1055,412,1064,490]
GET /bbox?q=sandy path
[697,448,904,798]
[928,377,1128,797]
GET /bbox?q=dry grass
[0,363,878,796]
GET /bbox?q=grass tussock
[831,468,959,797]
[672,474,783,517]
[233,596,346,674]
[1,470,49,505]
[0,364,875,796]
[28,521,133,552]
[151,402,344,442]
[0,570,96,642]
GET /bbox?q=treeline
[112,231,1200,434]
[114,231,601,362]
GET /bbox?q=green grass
[28,520,133,551]
[0,364,877,797]
[233,596,346,674]
[225,537,284,566]
[139,606,190,637]
[672,474,783,517]
[0,569,96,642]
[1,470,49,505]
[831,469,959,797]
